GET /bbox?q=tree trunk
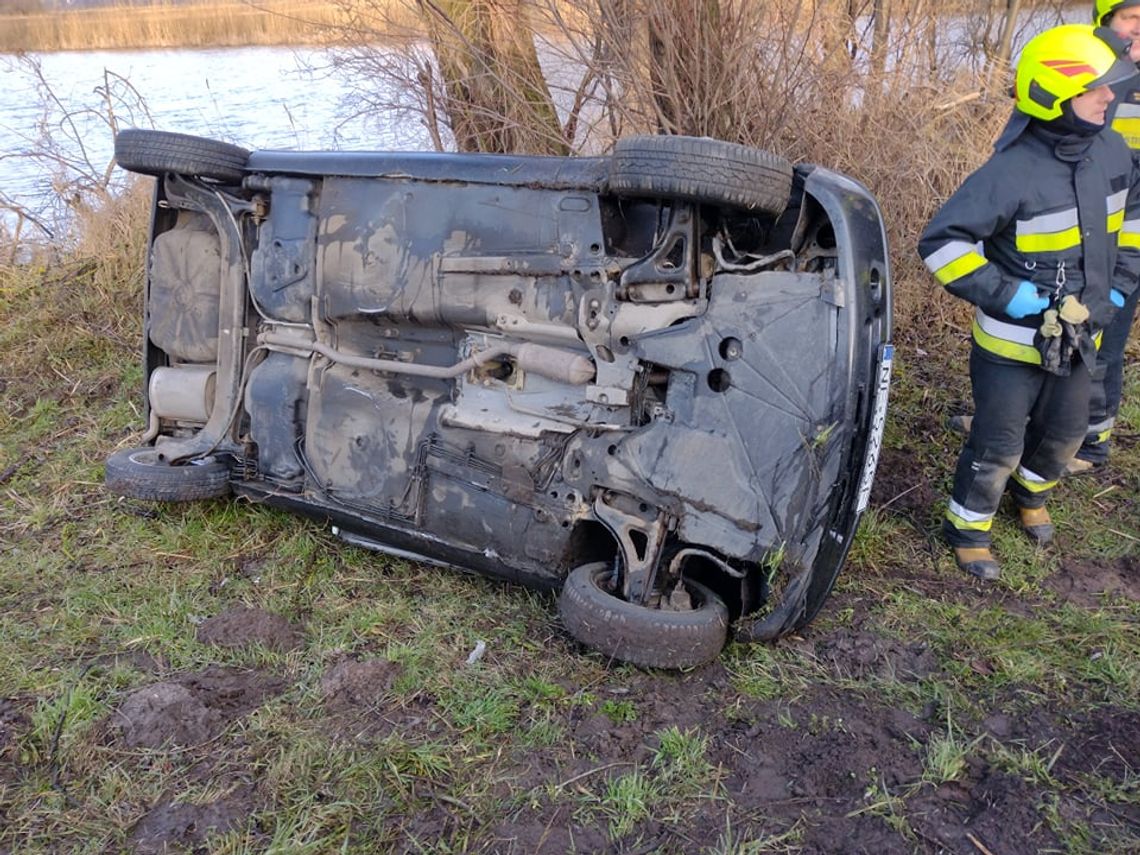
[646,0,729,138]
[870,0,890,82]
[418,0,567,154]
[990,0,1022,84]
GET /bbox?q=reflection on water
[0,46,432,228]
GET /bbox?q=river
[0,45,432,233]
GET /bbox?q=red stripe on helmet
[1041,59,1100,77]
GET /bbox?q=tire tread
[559,562,728,669]
[608,135,792,215]
[104,447,230,502]
[115,129,250,183]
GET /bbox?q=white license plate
[856,343,893,513]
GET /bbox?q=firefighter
[1069,0,1140,472]
[918,24,1140,580]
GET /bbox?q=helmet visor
[1090,26,1139,88]
[1089,53,1138,88]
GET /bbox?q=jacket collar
[993,109,1099,160]
[1029,121,1097,161]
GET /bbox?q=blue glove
[1110,288,1125,308]
[1005,280,1050,319]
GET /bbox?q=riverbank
[0,0,402,52]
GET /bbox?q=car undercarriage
[105,130,893,668]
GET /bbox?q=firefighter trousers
[1078,286,1140,464]
[943,344,1089,548]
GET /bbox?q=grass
[921,710,983,784]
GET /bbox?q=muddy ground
[0,444,1136,852]
[5,567,1135,854]
[103,614,1138,853]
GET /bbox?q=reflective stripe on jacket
[1109,74,1140,151]
[918,119,1140,365]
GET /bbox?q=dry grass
[0,179,150,376]
[0,0,378,52]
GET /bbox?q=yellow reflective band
[1015,227,1081,253]
[1094,329,1103,350]
[1011,470,1057,493]
[1096,428,1112,443]
[1119,230,1140,249]
[1111,116,1140,149]
[1108,209,1125,233]
[934,251,987,285]
[971,319,1041,364]
[945,509,993,532]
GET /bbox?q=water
[0,10,1089,237]
[0,46,432,234]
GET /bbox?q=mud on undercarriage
[105,129,893,669]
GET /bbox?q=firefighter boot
[953,546,1001,581]
[1063,457,1097,476]
[1018,505,1054,546]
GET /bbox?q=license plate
[856,343,893,513]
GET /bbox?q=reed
[0,1,406,52]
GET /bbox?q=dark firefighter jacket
[918,117,1140,367]
[1109,72,1140,149]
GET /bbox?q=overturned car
[105,129,892,669]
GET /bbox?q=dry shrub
[325,0,579,153]
[787,78,1011,339]
[0,56,152,369]
[71,179,152,306]
[0,179,150,386]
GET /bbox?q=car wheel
[114,129,250,183]
[104,447,231,502]
[558,561,729,669]
[607,135,793,216]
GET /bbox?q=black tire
[559,561,729,669]
[608,135,792,216]
[114,129,250,183]
[104,447,230,502]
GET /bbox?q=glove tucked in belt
[1036,295,1087,376]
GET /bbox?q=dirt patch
[472,663,937,852]
[1044,554,1140,607]
[113,666,287,749]
[811,628,940,681]
[959,769,1062,855]
[1036,706,1140,782]
[320,656,402,712]
[0,697,32,786]
[196,606,302,652]
[717,693,928,806]
[485,808,610,855]
[870,443,940,522]
[126,784,259,855]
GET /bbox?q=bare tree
[1,57,152,249]
[418,0,568,153]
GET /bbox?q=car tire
[104,447,231,502]
[114,129,250,183]
[607,135,792,216]
[559,561,729,669]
